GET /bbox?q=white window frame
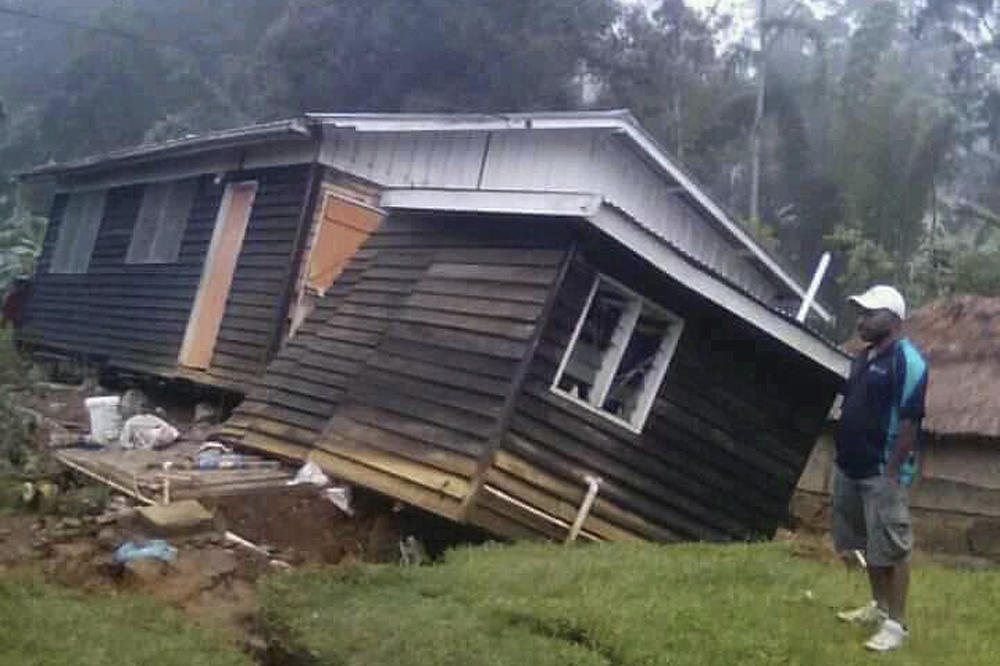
[550,273,685,433]
[49,189,107,274]
[126,179,197,265]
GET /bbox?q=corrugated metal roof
[20,118,314,179]
[20,110,832,322]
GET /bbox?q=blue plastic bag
[113,539,178,564]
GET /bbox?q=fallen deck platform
[55,442,296,505]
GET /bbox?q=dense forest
[1,0,999,330]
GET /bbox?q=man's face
[856,307,898,343]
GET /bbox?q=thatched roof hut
[904,295,1000,440]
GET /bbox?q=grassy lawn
[0,578,252,666]
[261,540,999,665]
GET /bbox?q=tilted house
[21,111,850,542]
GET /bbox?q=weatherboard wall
[476,238,841,542]
[225,212,572,524]
[226,213,839,542]
[21,165,313,388]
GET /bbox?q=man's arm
[887,420,918,484]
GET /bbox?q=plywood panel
[308,195,382,294]
[179,182,258,369]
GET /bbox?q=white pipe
[796,251,831,323]
[482,484,600,541]
[566,476,602,544]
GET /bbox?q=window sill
[549,387,644,435]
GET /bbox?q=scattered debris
[322,485,354,516]
[196,448,244,470]
[84,395,122,445]
[136,500,214,537]
[224,530,273,558]
[399,535,428,565]
[119,414,179,450]
[287,460,330,487]
[113,539,178,564]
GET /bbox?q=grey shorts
[832,467,912,566]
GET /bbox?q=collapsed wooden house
[19,111,850,542]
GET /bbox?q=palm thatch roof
[904,295,1000,439]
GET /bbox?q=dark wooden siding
[206,166,313,387]
[480,239,841,542]
[21,165,312,388]
[226,213,572,521]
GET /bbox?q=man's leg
[832,469,885,623]
[861,478,912,651]
[883,561,909,623]
[866,565,889,614]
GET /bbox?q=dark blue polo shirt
[836,339,928,483]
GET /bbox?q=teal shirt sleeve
[891,340,928,486]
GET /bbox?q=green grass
[0,578,252,666]
[260,540,1000,665]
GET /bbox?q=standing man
[833,285,928,652]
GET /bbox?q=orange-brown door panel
[307,195,382,294]
[178,182,257,369]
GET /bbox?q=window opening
[49,190,106,274]
[552,275,684,431]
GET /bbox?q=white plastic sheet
[118,414,179,450]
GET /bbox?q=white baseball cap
[848,285,906,319]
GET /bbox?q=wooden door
[288,193,382,336]
[178,181,257,369]
[308,194,382,294]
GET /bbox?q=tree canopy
[1,0,999,332]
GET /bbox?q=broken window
[552,275,684,432]
[49,190,107,274]
[126,179,198,264]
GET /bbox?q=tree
[255,0,619,115]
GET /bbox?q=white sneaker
[836,601,887,625]
[865,619,908,652]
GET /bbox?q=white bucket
[85,396,123,446]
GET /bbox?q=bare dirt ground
[0,484,418,646]
[1,377,491,656]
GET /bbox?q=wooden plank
[377,338,518,380]
[322,413,479,477]
[235,403,329,432]
[502,432,725,541]
[340,404,490,459]
[465,504,544,541]
[361,368,504,419]
[388,322,527,360]
[651,399,798,483]
[491,450,683,542]
[404,292,542,322]
[482,467,643,541]
[473,490,572,541]
[432,248,565,267]
[395,308,536,341]
[350,383,497,439]
[509,402,761,532]
[241,430,311,461]
[254,388,337,417]
[411,278,550,304]
[426,263,556,285]
[307,448,464,520]
[239,416,324,447]
[366,352,510,397]
[504,420,747,538]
